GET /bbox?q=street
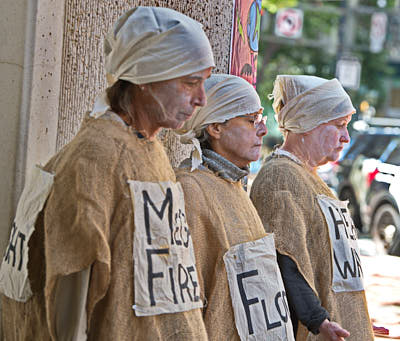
[360,239,400,340]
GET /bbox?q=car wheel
[371,204,400,256]
[340,188,362,231]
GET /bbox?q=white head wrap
[272,75,356,134]
[175,74,263,171]
[90,6,215,118]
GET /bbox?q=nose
[340,127,350,143]
[257,122,268,137]
[192,84,207,108]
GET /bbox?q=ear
[206,123,224,140]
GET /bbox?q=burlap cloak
[250,154,374,341]
[2,115,207,340]
[176,167,283,341]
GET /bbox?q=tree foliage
[261,0,298,13]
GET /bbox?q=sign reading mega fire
[275,8,303,39]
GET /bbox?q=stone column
[0,0,65,276]
[0,0,65,337]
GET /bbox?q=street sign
[275,8,303,39]
[336,56,361,90]
[370,12,387,53]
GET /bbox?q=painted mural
[230,0,262,87]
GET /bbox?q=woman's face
[140,67,213,130]
[209,112,268,168]
[304,114,352,167]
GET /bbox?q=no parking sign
[275,8,303,39]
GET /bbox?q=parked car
[332,126,400,255]
[335,128,399,230]
[364,143,400,256]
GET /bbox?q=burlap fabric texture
[250,154,374,341]
[2,115,207,341]
[176,166,267,341]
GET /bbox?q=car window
[363,135,394,159]
[386,145,400,165]
[345,134,394,161]
[344,134,372,160]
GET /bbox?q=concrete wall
[0,1,28,337]
[0,0,65,260]
[0,2,65,334]
[23,0,65,178]
[0,0,27,259]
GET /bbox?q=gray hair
[198,127,211,150]
[197,120,228,150]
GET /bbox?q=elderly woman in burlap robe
[250,75,374,341]
[0,7,214,340]
[175,74,295,341]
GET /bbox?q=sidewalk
[362,254,400,340]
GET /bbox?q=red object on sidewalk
[374,325,390,335]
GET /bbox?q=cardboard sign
[0,166,54,302]
[129,180,202,316]
[224,235,295,341]
[317,195,364,292]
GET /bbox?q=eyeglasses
[237,113,267,127]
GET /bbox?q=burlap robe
[2,115,207,340]
[250,154,374,341]
[176,167,293,341]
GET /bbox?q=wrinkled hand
[318,319,350,341]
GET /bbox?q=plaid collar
[202,149,249,184]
